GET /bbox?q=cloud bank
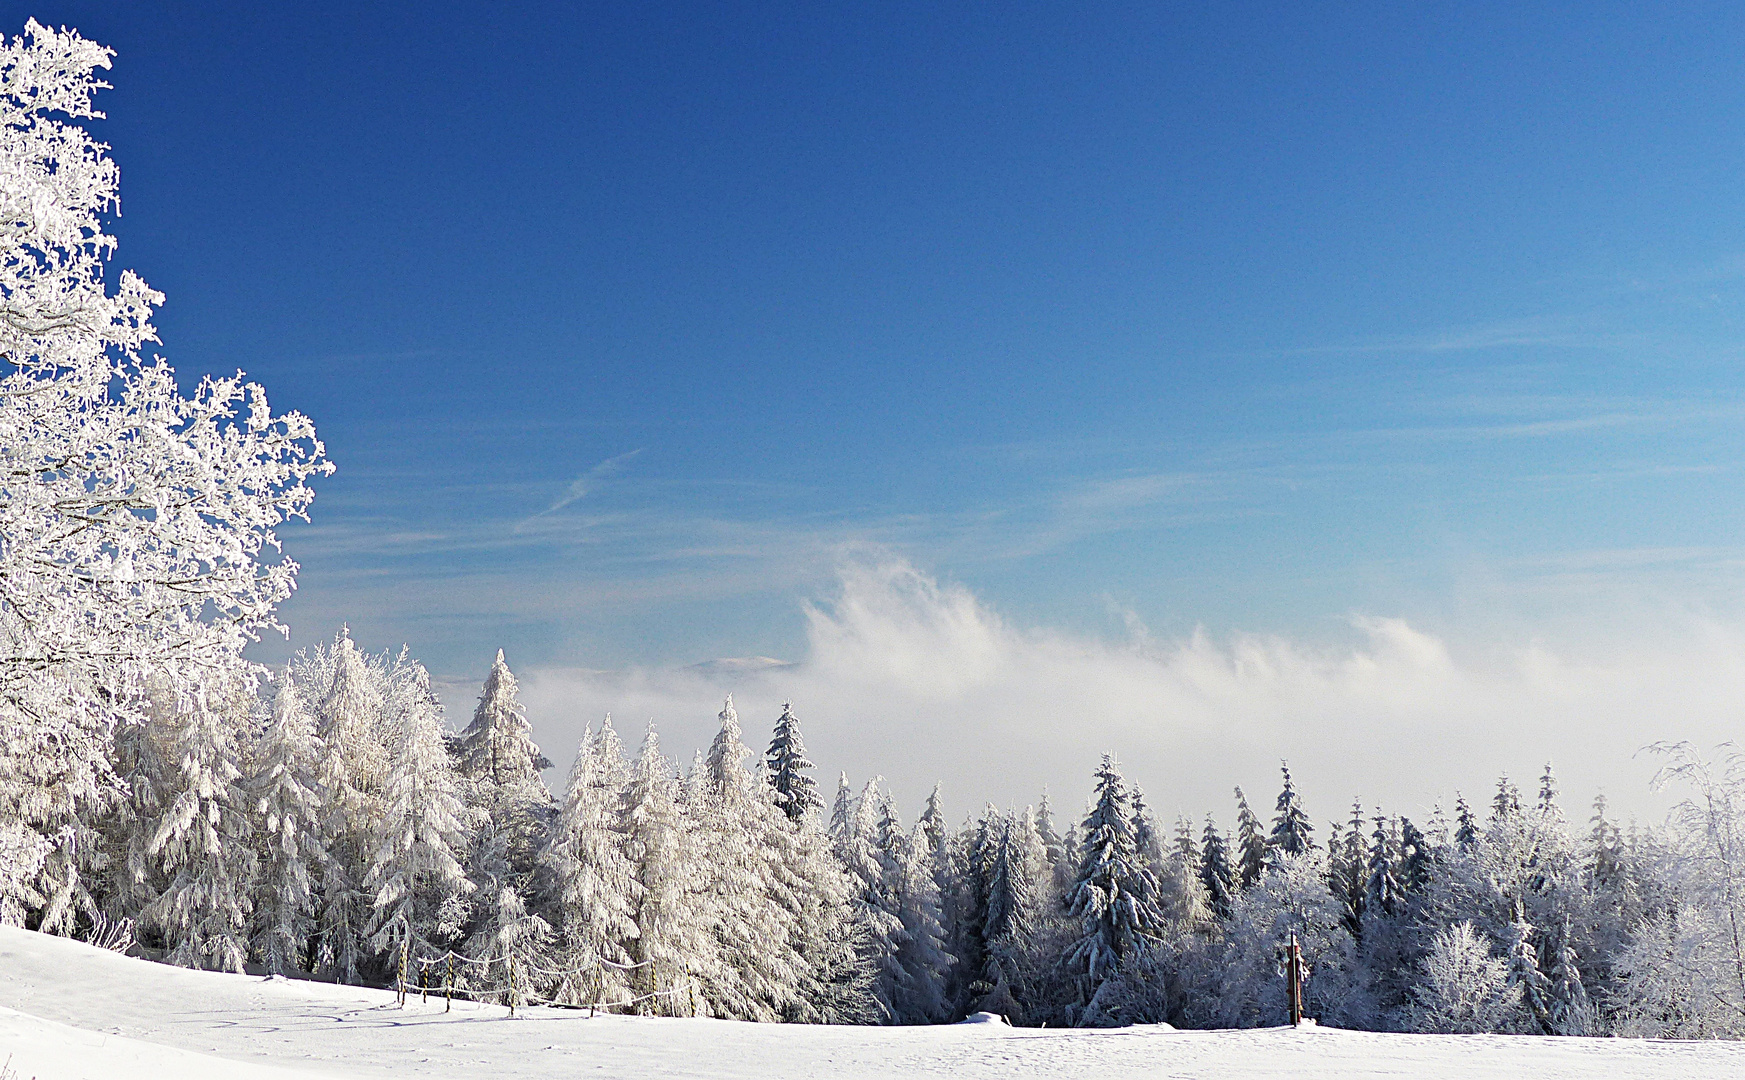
[515,557,1744,829]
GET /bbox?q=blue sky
[15,2,1745,816]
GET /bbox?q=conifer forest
[2,18,1745,1047]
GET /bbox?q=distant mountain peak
[686,656,795,676]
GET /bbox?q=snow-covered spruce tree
[1364,812,1402,920]
[973,812,1034,1021]
[1397,817,1431,894]
[1491,775,1522,823]
[1131,785,1163,867]
[1544,913,1594,1035]
[941,806,998,1017]
[688,695,808,1020]
[766,701,822,824]
[0,20,328,931]
[1035,789,1068,879]
[1454,793,1479,849]
[877,792,953,1022]
[1064,755,1163,1026]
[1233,787,1267,890]
[457,650,554,869]
[1505,904,1555,1034]
[460,820,555,1007]
[837,778,910,1022]
[1270,763,1314,859]
[1330,799,1367,937]
[248,672,325,974]
[363,658,474,973]
[543,717,640,1008]
[768,778,876,1024]
[1160,817,1212,935]
[1198,816,1236,921]
[306,631,386,983]
[621,722,716,1016]
[134,668,259,971]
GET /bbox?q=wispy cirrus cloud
[527,448,645,522]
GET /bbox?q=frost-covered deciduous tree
[1410,921,1522,1034]
[1215,849,1360,1028]
[1611,742,1745,1038]
[0,20,328,930]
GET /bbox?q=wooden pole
[1287,932,1303,1026]
[398,939,409,1006]
[508,955,517,1017]
[446,954,453,1013]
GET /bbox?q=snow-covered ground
[2,926,1741,1080]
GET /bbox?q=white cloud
[515,555,1744,831]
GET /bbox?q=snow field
[3,926,1743,1080]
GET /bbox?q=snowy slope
[2,926,1742,1080]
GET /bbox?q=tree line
[15,625,1745,1037]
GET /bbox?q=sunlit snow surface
[3,927,1742,1080]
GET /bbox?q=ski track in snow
[2,926,1742,1080]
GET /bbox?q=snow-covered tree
[363,659,473,970]
[1234,787,1267,890]
[308,631,385,983]
[837,778,908,1022]
[1454,793,1479,849]
[1198,816,1236,921]
[1131,785,1163,867]
[1505,905,1555,1034]
[135,670,259,971]
[0,18,327,932]
[621,722,712,1016]
[766,701,822,823]
[830,772,855,839]
[1364,812,1402,920]
[1214,850,1360,1028]
[1270,763,1314,858]
[460,820,555,1007]
[1544,913,1594,1036]
[543,718,640,1008]
[248,672,325,974]
[1410,921,1521,1034]
[688,696,808,1020]
[1065,755,1162,1025]
[456,650,553,869]
[974,812,1035,1021]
